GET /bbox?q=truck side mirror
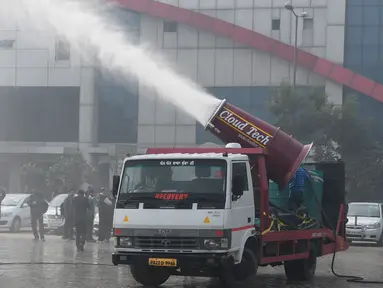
[112,175,120,198]
[232,175,245,197]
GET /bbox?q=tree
[20,162,46,193]
[45,152,95,193]
[269,84,338,161]
[331,97,383,201]
[268,84,383,201]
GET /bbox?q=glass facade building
[97,9,140,144]
[344,0,383,137]
[0,87,79,142]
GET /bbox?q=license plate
[148,258,177,267]
[347,231,361,235]
[50,220,63,227]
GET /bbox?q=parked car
[346,202,383,245]
[43,194,67,232]
[44,193,99,235]
[0,194,32,232]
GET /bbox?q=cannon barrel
[205,99,312,190]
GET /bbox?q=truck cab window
[232,162,248,191]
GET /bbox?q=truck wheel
[220,247,258,287]
[130,264,170,286]
[284,247,317,281]
[10,218,21,233]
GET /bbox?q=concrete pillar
[325,0,346,106]
[78,66,98,164]
[8,158,21,193]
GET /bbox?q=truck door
[230,161,255,250]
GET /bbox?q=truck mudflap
[112,251,232,268]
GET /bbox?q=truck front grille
[134,237,199,250]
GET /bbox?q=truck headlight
[204,238,228,250]
[366,222,380,229]
[1,212,12,217]
[119,237,133,247]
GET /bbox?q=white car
[43,194,67,231]
[346,202,383,245]
[0,194,32,232]
[44,193,99,234]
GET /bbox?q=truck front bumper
[112,251,233,268]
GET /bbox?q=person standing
[73,190,90,251]
[98,188,113,242]
[0,188,6,219]
[85,187,97,242]
[27,191,48,241]
[62,190,75,240]
[105,191,115,242]
[288,167,310,212]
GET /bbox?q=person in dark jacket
[62,190,75,240]
[85,187,97,242]
[73,190,90,251]
[0,188,6,219]
[27,191,48,241]
[98,188,113,242]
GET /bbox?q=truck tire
[220,247,258,288]
[284,247,317,281]
[130,264,170,286]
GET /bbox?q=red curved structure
[114,0,383,103]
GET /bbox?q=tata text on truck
[111,100,348,287]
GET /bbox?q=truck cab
[112,147,260,286]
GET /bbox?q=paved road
[0,233,382,287]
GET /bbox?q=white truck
[111,99,348,287]
[111,146,259,287]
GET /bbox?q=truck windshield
[348,203,381,218]
[119,159,227,196]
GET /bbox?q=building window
[302,18,314,46]
[97,69,139,144]
[0,87,79,142]
[272,19,280,31]
[163,21,177,33]
[303,18,314,30]
[55,38,70,61]
[0,40,15,49]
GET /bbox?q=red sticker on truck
[155,193,189,201]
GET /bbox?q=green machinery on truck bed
[268,169,324,224]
